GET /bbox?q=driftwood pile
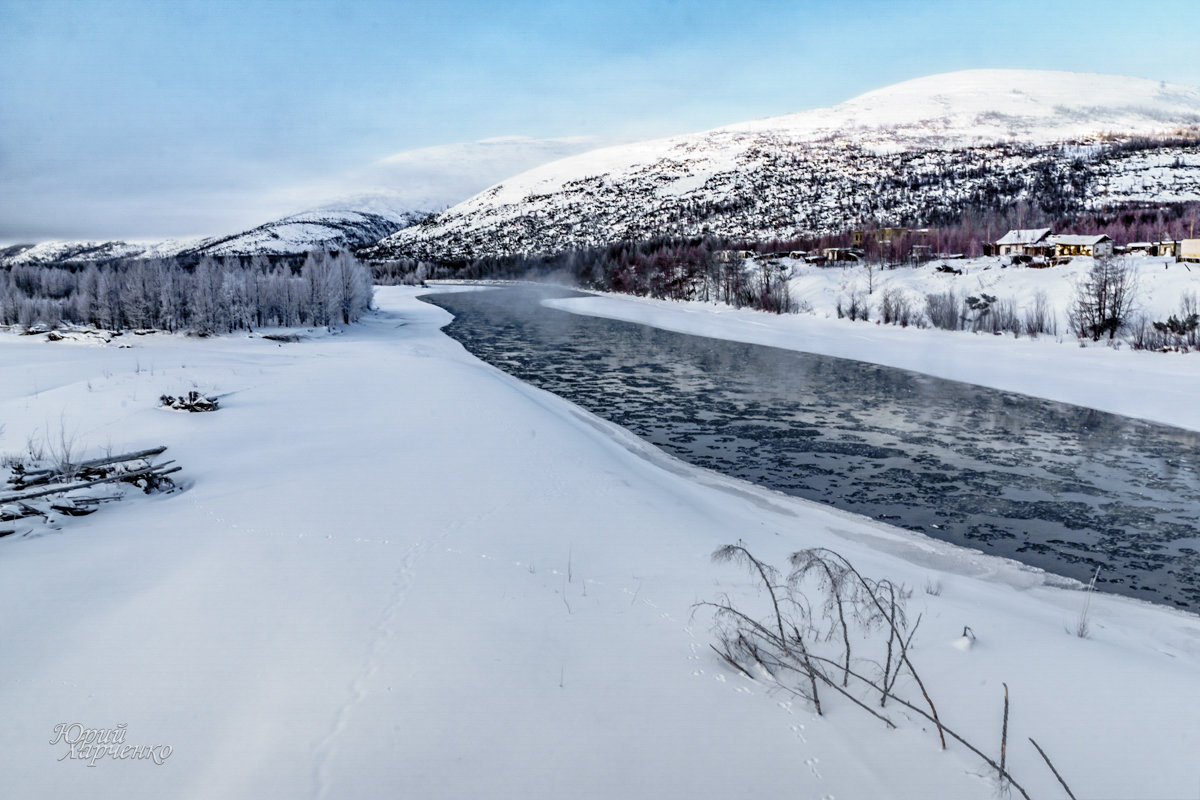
[160,391,219,412]
[0,446,180,538]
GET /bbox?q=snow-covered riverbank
[2,286,1197,799]
[547,257,1200,432]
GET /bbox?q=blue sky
[2,0,1199,241]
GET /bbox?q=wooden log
[8,447,169,488]
[61,445,167,473]
[49,503,97,517]
[70,495,122,506]
[0,464,180,505]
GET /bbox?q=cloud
[267,135,605,218]
[0,135,604,244]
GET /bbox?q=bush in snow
[702,543,1077,800]
[1022,291,1057,338]
[880,287,914,326]
[1134,292,1200,351]
[837,290,869,321]
[924,290,961,330]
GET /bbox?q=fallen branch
[9,446,168,487]
[0,463,180,504]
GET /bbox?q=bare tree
[1069,256,1138,341]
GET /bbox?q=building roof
[996,228,1052,245]
[1049,234,1111,246]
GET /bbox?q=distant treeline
[0,250,373,333]
[368,201,1200,315]
[374,237,797,313]
[748,201,1200,262]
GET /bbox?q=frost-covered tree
[0,249,374,332]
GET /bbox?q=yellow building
[1180,239,1200,263]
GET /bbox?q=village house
[1180,239,1200,263]
[910,244,933,263]
[1049,234,1113,259]
[1153,240,1180,258]
[1023,240,1057,265]
[714,249,754,263]
[995,228,1052,256]
[852,227,930,247]
[874,227,911,244]
[822,247,863,263]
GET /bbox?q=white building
[995,228,1052,256]
[1048,234,1113,259]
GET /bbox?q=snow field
[0,286,1197,798]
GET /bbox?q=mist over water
[427,286,1200,609]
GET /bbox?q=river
[426,285,1200,610]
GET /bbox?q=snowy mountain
[726,70,1200,145]
[1,135,603,268]
[365,70,1200,262]
[0,203,427,267]
[189,205,427,258]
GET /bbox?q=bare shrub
[925,290,961,330]
[1072,566,1101,639]
[1023,290,1057,338]
[880,288,913,326]
[1149,294,1199,351]
[46,420,80,481]
[838,291,869,322]
[968,295,1021,336]
[702,543,1079,799]
[1128,313,1157,350]
[25,431,45,462]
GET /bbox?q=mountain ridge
[1,136,603,267]
[0,203,429,267]
[364,69,1200,263]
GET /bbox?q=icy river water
[426,286,1200,610]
